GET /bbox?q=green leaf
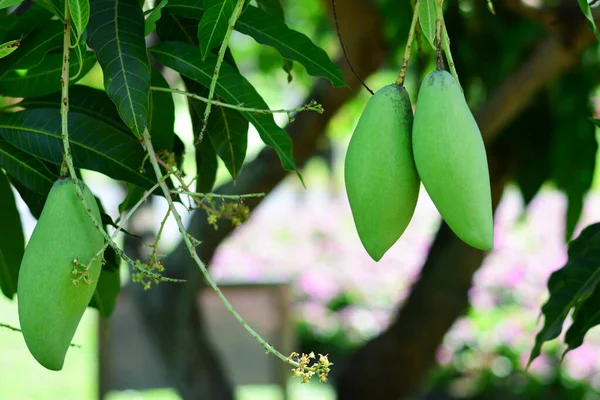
[7,176,47,219]
[144,0,168,36]
[0,21,63,73]
[564,278,600,355]
[88,265,120,318]
[0,0,23,10]
[235,6,343,87]
[36,0,65,19]
[207,100,247,180]
[17,85,130,134]
[591,118,600,128]
[529,223,600,366]
[148,68,175,151]
[419,0,436,49]
[0,51,96,98]
[149,41,296,172]
[164,0,204,19]
[256,0,283,20]
[0,39,20,60]
[196,131,218,192]
[155,9,200,43]
[0,109,159,189]
[0,137,58,195]
[1,5,54,44]
[87,0,151,137]
[577,0,600,43]
[0,169,24,299]
[68,0,90,45]
[118,182,145,214]
[197,0,235,60]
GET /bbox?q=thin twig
[442,24,462,91]
[331,0,373,94]
[435,0,444,70]
[172,190,265,200]
[151,87,323,115]
[198,0,246,144]
[1,323,81,347]
[396,0,422,86]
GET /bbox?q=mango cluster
[17,178,104,370]
[345,69,493,261]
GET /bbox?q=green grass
[0,295,334,400]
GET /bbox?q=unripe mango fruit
[412,70,493,250]
[17,178,104,371]
[344,84,420,261]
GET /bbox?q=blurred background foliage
[2,0,600,398]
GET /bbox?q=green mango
[412,70,493,250]
[344,84,420,261]
[17,178,104,371]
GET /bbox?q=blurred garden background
[2,0,600,399]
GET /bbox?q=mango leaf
[87,0,151,137]
[184,79,219,191]
[254,0,291,81]
[165,0,342,86]
[529,223,600,366]
[235,6,342,87]
[36,0,65,19]
[0,39,20,60]
[564,279,600,355]
[68,0,90,45]
[148,68,175,151]
[0,21,63,74]
[88,267,120,317]
[118,182,145,214]
[0,51,96,98]
[0,0,23,9]
[419,0,436,49]
[7,176,47,219]
[149,41,296,172]
[0,109,159,189]
[207,100,247,180]
[1,5,54,43]
[0,137,57,195]
[577,0,600,43]
[256,0,283,20]
[0,169,25,299]
[144,0,168,36]
[197,0,235,60]
[155,9,200,42]
[17,85,130,134]
[195,130,218,192]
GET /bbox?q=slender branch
[151,87,323,115]
[142,128,326,374]
[173,190,265,200]
[396,0,421,86]
[198,0,246,143]
[1,323,81,347]
[441,24,461,90]
[58,2,182,284]
[332,0,373,94]
[434,0,444,70]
